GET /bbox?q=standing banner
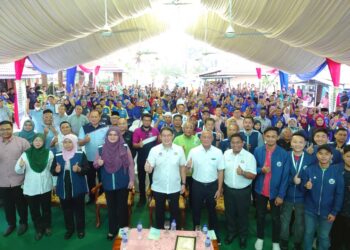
[14,57,27,129]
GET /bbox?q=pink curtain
[256,68,262,79]
[326,58,341,87]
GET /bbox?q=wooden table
[112,230,219,250]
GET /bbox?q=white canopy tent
[1,0,350,74]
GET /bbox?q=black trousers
[87,161,101,201]
[26,191,51,232]
[192,179,219,236]
[224,184,251,238]
[153,191,180,230]
[105,188,129,235]
[137,156,152,200]
[0,185,28,226]
[186,176,193,208]
[330,214,350,250]
[60,194,85,233]
[255,193,281,243]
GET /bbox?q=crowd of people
[0,81,349,250]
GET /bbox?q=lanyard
[291,152,304,175]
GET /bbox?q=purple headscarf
[101,127,129,174]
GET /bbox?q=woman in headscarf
[287,117,300,134]
[51,134,88,240]
[16,119,36,144]
[93,127,134,240]
[15,133,54,240]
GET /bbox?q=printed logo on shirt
[303,165,308,170]
[211,158,216,160]
[276,161,282,167]
[313,176,317,180]
[174,152,178,156]
[240,160,245,164]
[329,178,335,185]
[159,152,162,156]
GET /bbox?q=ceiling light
[101,24,112,37]
[225,24,235,38]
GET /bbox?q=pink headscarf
[62,134,78,161]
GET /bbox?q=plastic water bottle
[205,236,211,250]
[171,219,177,231]
[202,224,208,235]
[122,233,128,250]
[137,221,143,240]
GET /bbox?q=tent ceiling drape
[1,0,350,74]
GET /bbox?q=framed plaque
[175,236,196,250]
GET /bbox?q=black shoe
[239,238,247,249]
[107,233,115,241]
[3,225,16,237]
[64,231,74,240]
[35,231,43,241]
[77,232,85,239]
[45,228,52,236]
[137,197,146,207]
[224,234,237,245]
[17,224,28,236]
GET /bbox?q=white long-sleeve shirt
[15,151,54,196]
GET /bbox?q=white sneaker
[272,243,281,250]
[255,238,264,250]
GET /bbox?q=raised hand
[186,158,193,169]
[144,160,153,173]
[97,157,104,166]
[262,165,270,174]
[306,143,314,155]
[19,158,25,167]
[293,174,301,185]
[84,134,90,143]
[305,178,313,190]
[236,165,244,175]
[72,162,81,172]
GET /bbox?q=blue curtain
[279,71,289,91]
[66,66,77,93]
[27,56,53,74]
[296,61,327,80]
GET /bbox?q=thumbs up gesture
[97,157,104,167]
[306,143,314,155]
[293,174,301,185]
[139,138,144,148]
[305,178,313,190]
[55,163,61,173]
[236,165,244,175]
[72,162,81,173]
[19,158,25,167]
[262,165,270,174]
[144,160,153,173]
[84,134,90,143]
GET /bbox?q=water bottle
[137,221,143,240]
[205,236,211,250]
[202,224,208,235]
[122,233,128,250]
[171,219,177,231]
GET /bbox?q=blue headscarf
[18,119,36,144]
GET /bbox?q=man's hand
[55,163,61,173]
[144,160,153,173]
[327,214,336,222]
[261,166,270,174]
[305,178,313,190]
[72,163,81,173]
[139,139,143,148]
[214,189,222,199]
[306,143,314,155]
[274,197,283,206]
[84,134,90,143]
[186,158,192,169]
[180,184,186,194]
[128,181,134,189]
[236,165,244,175]
[293,174,301,185]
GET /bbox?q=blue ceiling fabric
[296,61,327,81]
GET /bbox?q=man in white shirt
[145,127,187,229]
[187,131,224,243]
[223,133,257,248]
